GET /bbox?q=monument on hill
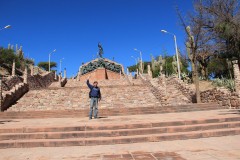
[77,43,125,81]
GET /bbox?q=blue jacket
[87,80,101,98]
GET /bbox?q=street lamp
[0,25,11,31]
[134,48,143,73]
[131,56,138,66]
[60,58,64,74]
[161,29,181,79]
[49,49,56,72]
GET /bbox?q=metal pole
[60,59,62,74]
[0,78,2,111]
[49,53,51,72]
[174,35,181,79]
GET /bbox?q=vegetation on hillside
[37,62,57,71]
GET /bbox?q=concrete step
[1,121,240,140]
[1,103,221,119]
[1,117,239,133]
[0,128,239,148]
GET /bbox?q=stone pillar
[119,70,122,79]
[232,60,240,93]
[127,68,129,75]
[136,69,139,75]
[58,73,62,82]
[64,68,66,78]
[23,67,28,84]
[12,60,15,76]
[0,78,2,111]
[147,64,152,78]
[30,65,34,76]
[54,71,57,80]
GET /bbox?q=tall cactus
[186,26,201,103]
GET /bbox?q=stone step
[1,103,221,119]
[0,128,239,148]
[1,121,240,140]
[1,117,239,134]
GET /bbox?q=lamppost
[48,49,56,72]
[0,25,11,31]
[131,56,138,66]
[59,58,64,74]
[161,30,181,79]
[134,48,143,73]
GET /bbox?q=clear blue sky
[0,0,194,77]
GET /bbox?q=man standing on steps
[87,76,101,120]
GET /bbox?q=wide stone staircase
[1,77,239,149]
[7,78,161,112]
[0,111,239,148]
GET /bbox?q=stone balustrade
[1,83,29,111]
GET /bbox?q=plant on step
[212,78,235,92]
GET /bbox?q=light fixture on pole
[131,56,138,66]
[134,48,143,74]
[48,49,56,72]
[161,29,181,79]
[60,58,64,74]
[0,25,11,31]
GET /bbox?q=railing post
[0,77,2,112]
[12,60,16,76]
[232,60,240,93]
[23,67,28,84]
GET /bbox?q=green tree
[37,62,57,71]
[0,47,21,68]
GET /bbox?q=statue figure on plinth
[98,43,104,58]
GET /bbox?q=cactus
[186,25,201,103]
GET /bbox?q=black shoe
[89,117,92,120]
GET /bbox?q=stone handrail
[139,73,164,106]
[1,82,29,111]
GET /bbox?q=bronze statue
[98,43,104,58]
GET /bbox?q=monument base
[79,68,122,81]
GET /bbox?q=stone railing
[167,76,195,102]
[1,83,29,111]
[60,77,68,87]
[2,76,23,91]
[0,71,57,111]
[27,72,55,90]
[139,73,165,106]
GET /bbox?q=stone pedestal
[147,64,152,78]
[232,60,240,93]
[64,69,66,78]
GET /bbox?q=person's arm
[86,77,93,89]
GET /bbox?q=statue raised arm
[98,43,104,58]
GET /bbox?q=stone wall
[27,72,55,90]
[168,76,240,109]
[200,88,240,109]
[79,68,123,82]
